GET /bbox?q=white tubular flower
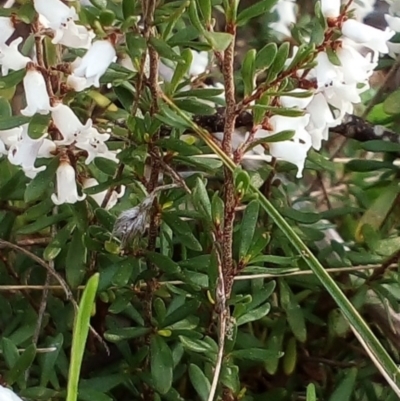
[51,158,86,205]
[189,50,208,77]
[0,37,31,76]
[0,386,24,401]
[38,13,94,49]
[341,19,394,53]
[321,0,341,18]
[268,115,312,178]
[280,89,314,109]
[0,138,7,156]
[270,0,297,38]
[8,125,47,177]
[314,52,340,88]
[0,126,22,148]
[51,102,92,145]
[83,177,126,210]
[66,75,88,92]
[0,17,15,44]
[336,39,376,84]
[385,14,400,31]
[21,65,51,116]
[75,127,119,164]
[306,93,339,150]
[71,39,116,89]
[57,24,95,49]
[38,139,56,158]
[33,0,77,32]
[386,0,400,16]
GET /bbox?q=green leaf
[306,383,317,401]
[0,98,11,117]
[169,48,193,93]
[39,334,63,387]
[66,230,87,288]
[145,252,181,274]
[150,335,173,394]
[162,212,203,251]
[326,47,341,66]
[345,159,397,172]
[241,49,256,97]
[280,207,320,224]
[231,348,282,362]
[19,387,58,400]
[5,344,36,385]
[149,37,181,61]
[192,177,212,222]
[188,364,211,401]
[188,0,205,33]
[28,114,51,139]
[161,299,201,328]
[0,116,30,130]
[16,211,71,235]
[89,0,106,8]
[279,280,307,343]
[328,368,358,401]
[203,31,233,52]
[196,0,211,24]
[212,192,224,227]
[0,69,26,89]
[157,138,201,156]
[122,0,137,18]
[239,200,260,259]
[383,89,400,115]
[43,222,75,261]
[264,318,286,375]
[360,140,400,153]
[174,98,216,115]
[236,303,270,326]
[267,42,290,83]
[104,327,151,342]
[234,168,251,195]
[355,183,400,243]
[2,338,19,370]
[255,42,277,71]
[236,0,279,26]
[67,273,99,401]
[24,158,58,203]
[99,9,115,26]
[179,336,214,353]
[283,337,297,375]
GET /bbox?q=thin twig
[0,239,72,300]
[208,247,226,401]
[0,263,396,291]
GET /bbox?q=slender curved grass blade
[66,273,99,401]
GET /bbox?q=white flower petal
[342,19,394,53]
[0,37,30,76]
[0,385,24,401]
[51,160,86,205]
[21,67,51,116]
[321,0,341,18]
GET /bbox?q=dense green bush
[2,0,400,400]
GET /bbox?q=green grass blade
[66,273,99,401]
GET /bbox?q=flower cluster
[232,0,394,178]
[0,0,396,204]
[0,0,122,207]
